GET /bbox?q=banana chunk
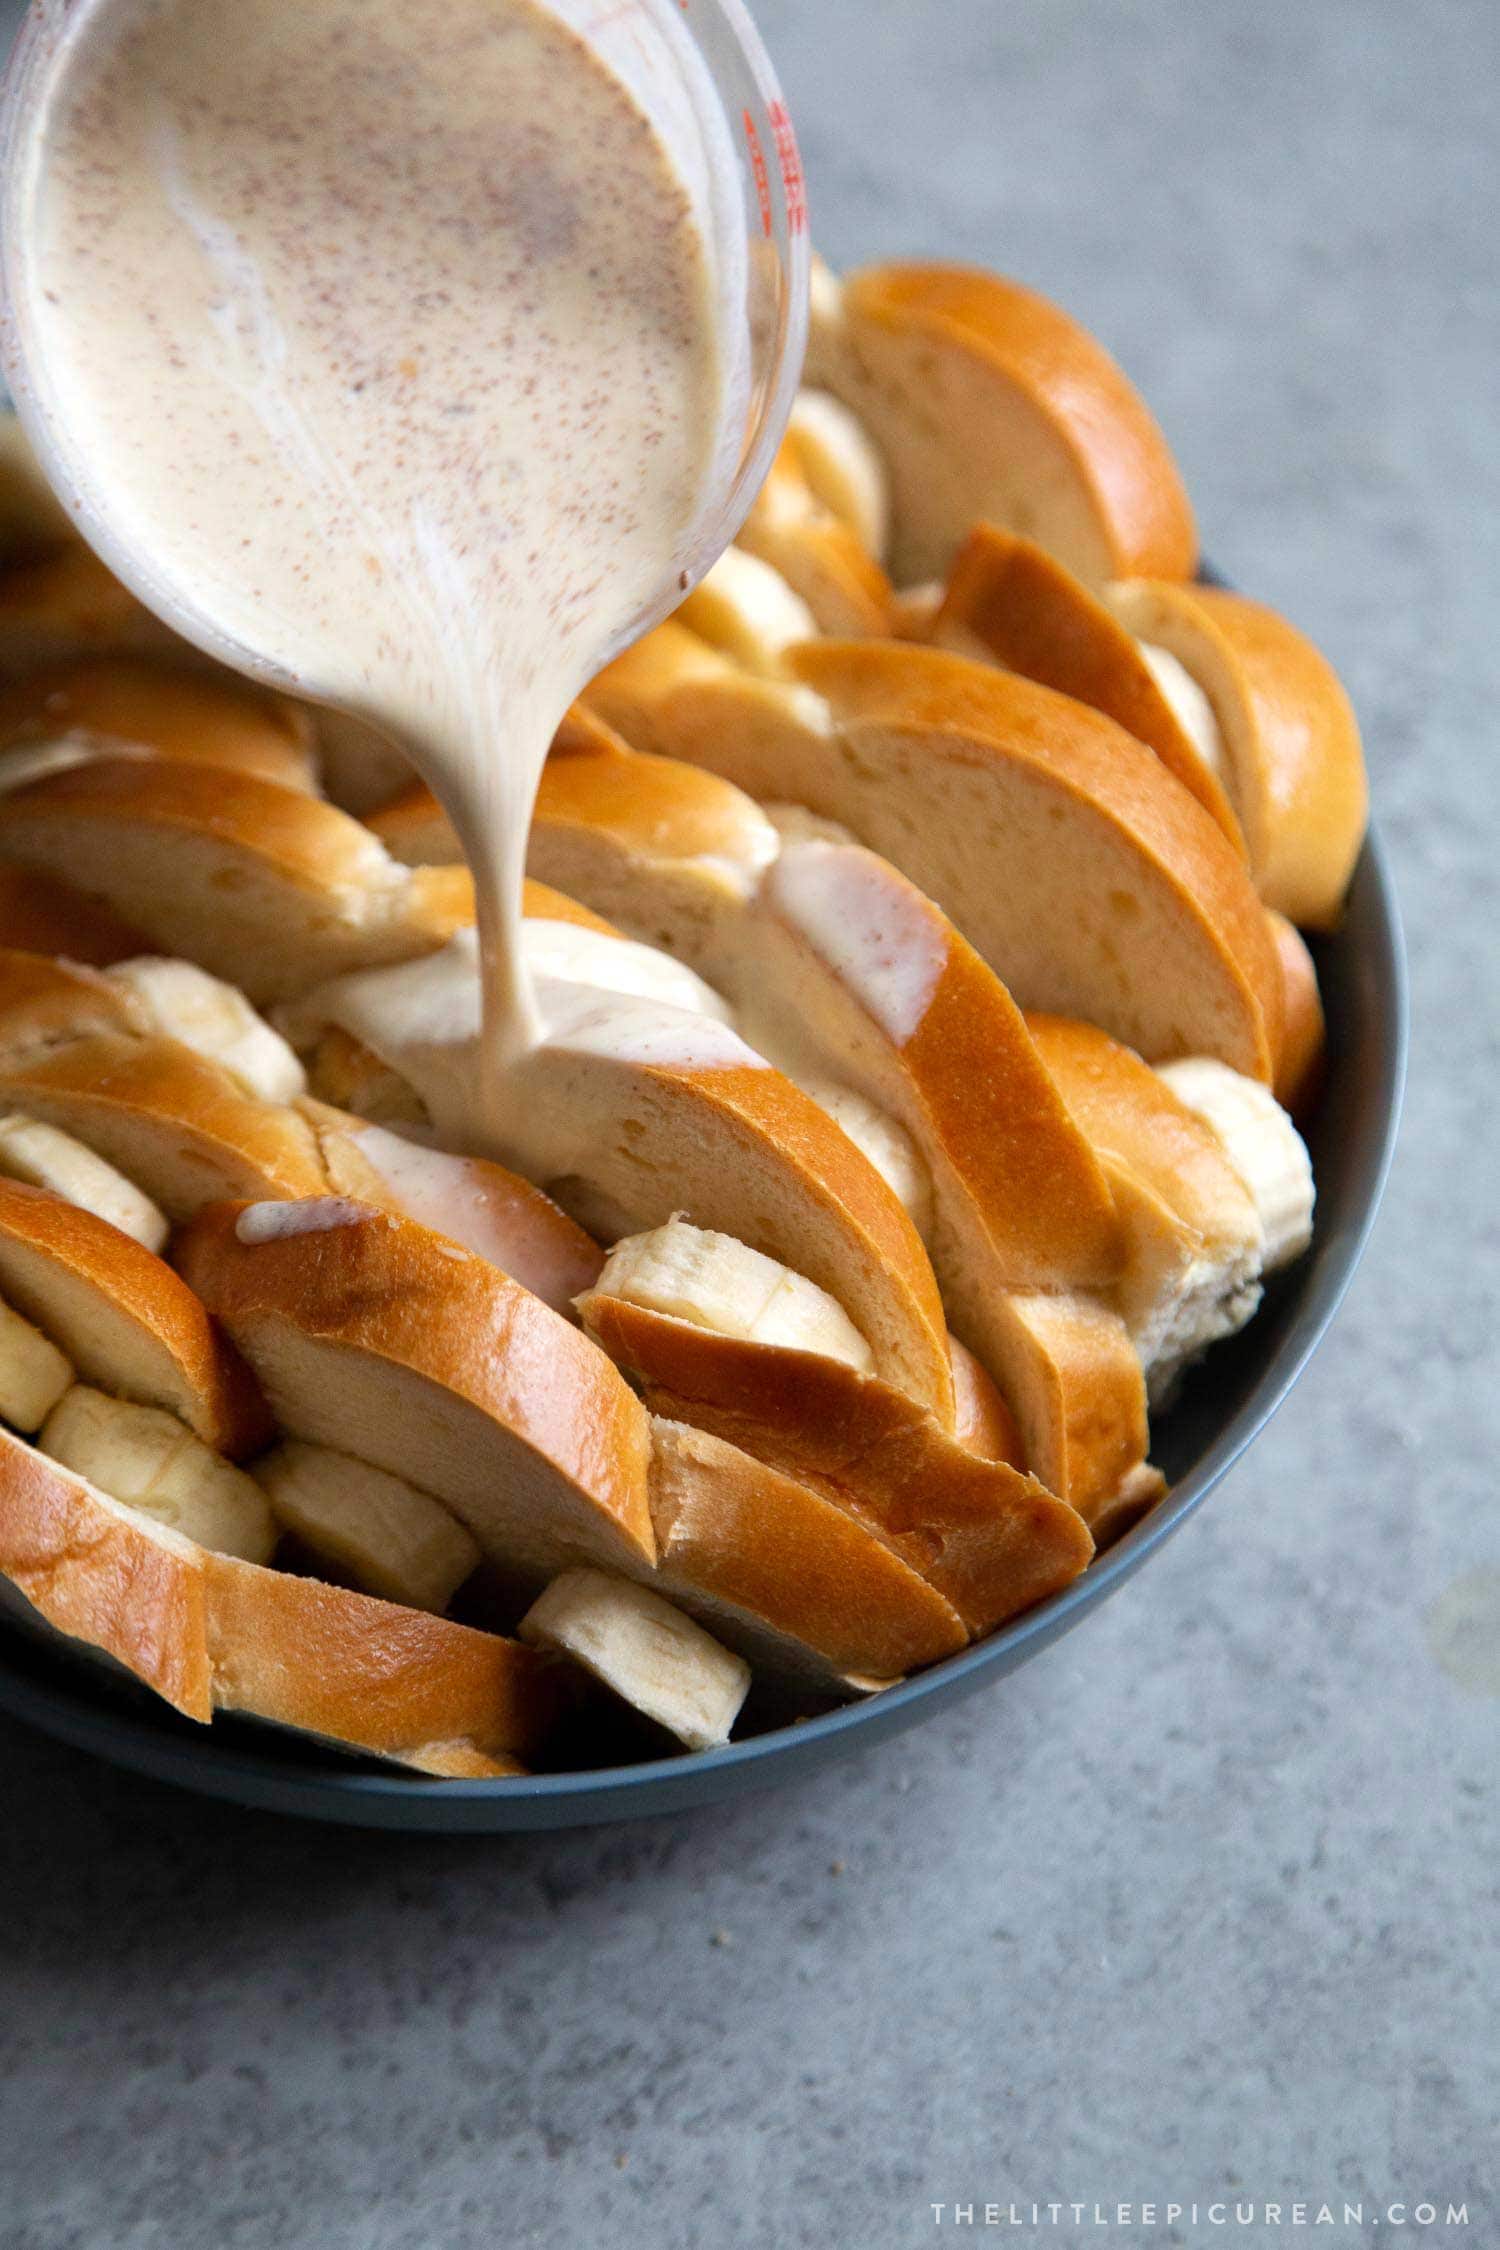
[676,547,818,675]
[252,1440,480,1616]
[796,1077,933,1237]
[41,1385,277,1563]
[1136,641,1228,784]
[1156,1058,1314,1270]
[0,1112,169,1252]
[519,1568,750,1752]
[0,1293,73,1432]
[787,389,890,561]
[106,957,307,1103]
[521,918,732,1022]
[760,802,860,849]
[595,1219,874,1373]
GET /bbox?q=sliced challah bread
[0,758,473,1001]
[0,863,150,965]
[589,630,1282,1076]
[577,1221,1094,1635]
[282,932,956,1422]
[646,1418,967,1694]
[1026,1016,1269,1403]
[0,1427,563,1775]
[175,1199,964,1690]
[928,524,1244,846]
[1105,580,1368,930]
[0,545,189,677]
[805,261,1197,588]
[732,441,894,637]
[1267,913,1327,1117]
[0,656,318,794]
[0,946,608,1310]
[0,1176,267,1454]
[174,1198,658,1584]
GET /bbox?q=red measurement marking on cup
[743,109,773,238]
[768,101,807,233]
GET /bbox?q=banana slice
[595,1219,874,1373]
[760,802,859,849]
[41,1384,277,1563]
[0,1111,169,1252]
[1136,641,1228,784]
[106,957,307,1104]
[1155,1058,1314,1270]
[786,389,890,561]
[795,1077,933,1237]
[0,1293,73,1432]
[676,547,818,675]
[521,918,732,1022]
[252,1439,480,1615]
[519,1568,750,1751]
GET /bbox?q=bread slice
[174,1198,656,1587]
[646,1418,968,1693]
[0,1029,333,1218]
[986,1289,1151,1528]
[0,1426,213,1716]
[0,864,150,965]
[0,657,318,793]
[1267,913,1326,1116]
[286,935,955,1421]
[528,721,779,980]
[589,630,1281,1075]
[172,1194,971,1697]
[929,524,1243,846]
[0,546,187,677]
[742,838,1124,1293]
[948,1335,1024,1468]
[1027,1015,1265,1402]
[0,949,606,1304]
[519,1568,751,1751]
[578,1276,1093,1636]
[0,415,75,559]
[0,1176,267,1453]
[735,443,894,636]
[0,758,472,1001]
[0,1426,563,1772]
[303,1104,603,1318]
[371,721,780,983]
[1105,580,1368,929]
[806,261,1197,587]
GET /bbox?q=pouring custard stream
[14,0,727,1096]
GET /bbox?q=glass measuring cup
[0,0,809,695]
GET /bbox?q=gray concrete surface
[0,2,1495,2244]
